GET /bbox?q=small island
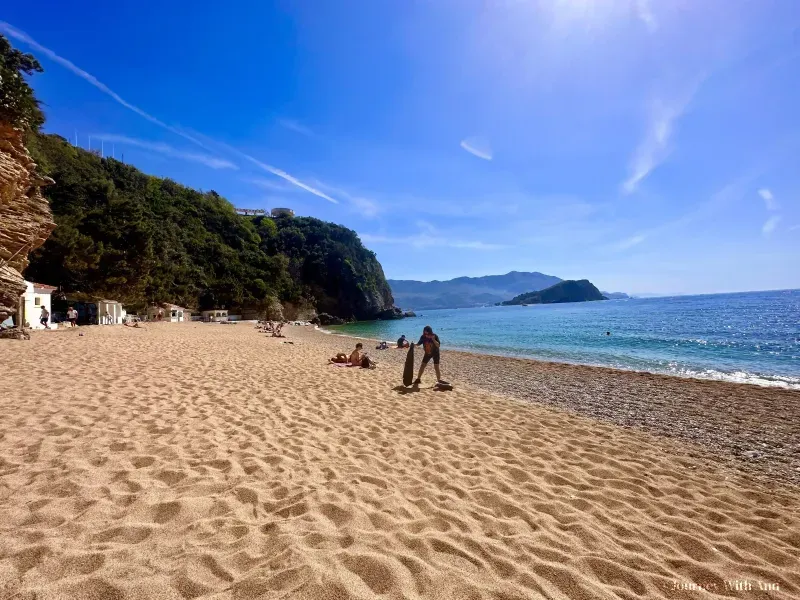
[501,279,607,305]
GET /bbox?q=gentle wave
[666,367,800,389]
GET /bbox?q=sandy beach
[1,323,798,600]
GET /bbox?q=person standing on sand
[414,325,442,384]
[39,306,50,329]
[67,306,78,327]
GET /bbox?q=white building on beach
[97,299,125,325]
[201,309,228,322]
[147,304,186,322]
[20,281,56,329]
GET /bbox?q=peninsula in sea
[501,279,607,305]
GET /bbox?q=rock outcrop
[0,125,55,321]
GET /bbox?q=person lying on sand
[330,343,363,364]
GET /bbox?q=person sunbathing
[330,343,363,364]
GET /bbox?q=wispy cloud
[758,188,779,211]
[622,82,703,194]
[94,134,237,169]
[244,159,338,204]
[762,216,781,236]
[460,137,493,161]
[1,22,340,205]
[278,118,315,137]
[360,233,507,250]
[244,177,295,192]
[183,134,339,204]
[789,225,800,232]
[634,0,657,32]
[0,21,206,149]
[360,231,506,251]
[310,180,382,217]
[622,100,682,194]
[349,196,380,218]
[613,234,646,251]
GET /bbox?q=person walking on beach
[39,306,50,329]
[414,325,442,384]
[67,306,78,327]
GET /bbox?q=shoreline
[320,325,800,390]
[310,325,800,487]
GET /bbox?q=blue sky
[2,1,799,295]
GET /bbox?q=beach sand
[1,323,798,600]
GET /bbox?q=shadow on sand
[392,385,420,395]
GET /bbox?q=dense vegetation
[24,132,395,318]
[501,280,607,305]
[0,34,44,130]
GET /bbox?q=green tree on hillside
[0,34,44,130]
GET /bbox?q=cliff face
[0,125,55,321]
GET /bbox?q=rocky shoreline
[302,326,800,488]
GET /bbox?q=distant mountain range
[389,271,628,310]
[501,280,607,305]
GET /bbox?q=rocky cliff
[0,125,55,321]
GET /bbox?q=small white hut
[97,299,124,325]
[201,309,228,322]
[20,281,56,329]
[147,303,186,322]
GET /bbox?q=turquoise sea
[328,290,800,389]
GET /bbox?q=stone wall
[0,124,55,321]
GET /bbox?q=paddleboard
[403,343,415,387]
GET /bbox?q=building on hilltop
[270,208,294,218]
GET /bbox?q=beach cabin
[147,304,186,322]
[201,309,228,322]
[97,299,124,325]
[20,281,56,329]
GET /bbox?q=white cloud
[622,101,682,193]
[349,196,380,218]
[278,119,315,137]
[359,232,506,251]
[194,137,340,204]
[245,160,338,204]
[622,81,703,194]
[244,178,295,192]
[1,22,340,205]
[634,0,657,32]
[762,216,781,236]
[758,188,779,211]
[789,225,799,232]
[94,134,237,169]
[460,137,493,161]
[613,234,646,251]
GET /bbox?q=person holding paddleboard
[414,325,443,384]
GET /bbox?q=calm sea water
[328,290,800,389]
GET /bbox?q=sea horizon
[328,289,800,390]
